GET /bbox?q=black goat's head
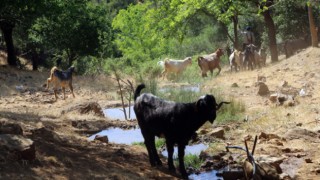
[196,95,230,123]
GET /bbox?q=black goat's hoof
[169,166,176,173]
[156,161,163,166]
[181,174,189,180]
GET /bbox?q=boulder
[257,82,270,96]
[208,127,225,139]
[61,102,104,117]
[0,122,23,135]
[94,135,109,143]
[256,155,285,174]
[0,134,35,160]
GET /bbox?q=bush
[175,154,204,170]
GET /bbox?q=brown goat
[197,48,224,77]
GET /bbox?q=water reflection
[189,170,222,180]
[103,106,136,120]
[89,128,219,179]
[88,127,143,145]
[161,143,208,158]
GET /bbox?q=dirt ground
[1,47,320,179]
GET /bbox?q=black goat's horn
[216,101,230,110]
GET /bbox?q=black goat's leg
[150,139,162,166]
[166,141,176,172]
[143,135,157,166]
[178,144,188,179]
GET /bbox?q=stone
[279,173,291,180]
[79,102,104,117]
[269,93,278,103]
[256,155,285,174]
[279,81,288,87]
[94,135,109,143]
[284,100,295,107]
[305,158,313,163]
[257,82,270,96]
[257,75,267,82]
[231,83,239,88]
[0,134,35,160]
[62,102,104,117]
[208,127,225,139]
[259,132,282,140]
[0,122,23,135]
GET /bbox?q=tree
[258,0,278,62]
[0,0,41,66]
[308,1,318,47]
[29,1,113,66]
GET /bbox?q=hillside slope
[1,47,320,179]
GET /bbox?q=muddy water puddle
[103,84,200,120]
[88,127,143,145]
[161,143,208,158]
[89,127,220,179]
[189,170,221,180]
[103,106,136,120]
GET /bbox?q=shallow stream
[89,127,220,179]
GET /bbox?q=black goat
[133,84,229,179]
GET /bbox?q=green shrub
[132,138,165,150]
[174,154,204,170]
[215,97,246,123]
[132,142,145,146]
[155,138,166,149]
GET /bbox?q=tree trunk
[233,16,239,50]
[308,5,318,47]
[0,24,17,66]
[31,49,38,71]
[66,49,76,67]
[262,8,278,62]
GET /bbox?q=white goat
[160,57,192,78]
[229,49,244,72]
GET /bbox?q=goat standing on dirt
[243,44,260,70]
[197,48,224,77]
[158,57,192,79]
[229,49,244,72]
[46,66,75,100]
[133,83,229,179]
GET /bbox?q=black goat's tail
[134,83,146,101]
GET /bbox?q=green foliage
[174,154,204,170]
[155,138,166,149]
[4,0,315,75]
[274,0,310,40]
[29,1,113,65]
[103,57,138,75]
[215,97,246,124]
[132,141,145,146]
[74,56,106,75]
[132,138,165,149]
[157,87,202,103]
[113,2,168,62]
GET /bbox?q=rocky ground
[1,47,320,179]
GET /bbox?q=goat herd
[138,44,267,178]
[158,44,267,78]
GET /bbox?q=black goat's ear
[196,98,204,110]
